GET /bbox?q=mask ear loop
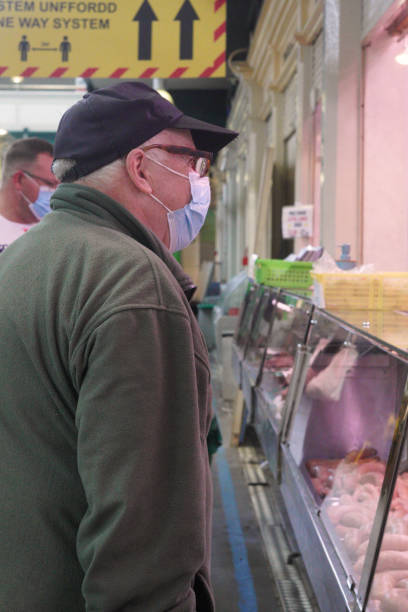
[20,172,39,201]
[143,155,183,212]
[144,154,190,212]
[20,192,33,206]
[19,173,37,207]
[144,154,189,180]
[149,192,171,213]
[23,172,38,187]
[148,192,177,252]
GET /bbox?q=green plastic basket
[254,258,313,289]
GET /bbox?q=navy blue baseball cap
[53,81,238,181]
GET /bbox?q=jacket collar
[51,183,197,301]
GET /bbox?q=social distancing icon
[18,34,30,61]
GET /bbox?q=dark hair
[2,137,53,182]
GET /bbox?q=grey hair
[52,158,126,190]
[51,159,76,181]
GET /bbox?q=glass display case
[363,422,408,612]
[240,287,279,412]
[279,309,408,612]
[231,280,256,387]
[330,309,408,354]
[244,287,279,377]
[253,292,313,474]
[232,284,408,611]
[256,293,313,428]
[233,282,260,352]
[232,283,265,392]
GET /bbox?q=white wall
[362,28,408,270]
[0,90,83,133]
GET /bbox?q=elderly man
[0,82,237,611]
[0,136,58,251]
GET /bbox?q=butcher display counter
[277,308,408,612]
[231,280,256,388]
[252,291,314,474]
[330,309,408,354]
[241,287,278,412]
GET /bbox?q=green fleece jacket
[0,184,214,611]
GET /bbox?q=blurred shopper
[0,82,237,611]
[0,137,58,251]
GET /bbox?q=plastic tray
[312,272,408,311]
[255,258,313,289]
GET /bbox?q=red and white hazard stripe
[168,67,188,78]
[214,20,226,41]
[109,68,128,79]
[80,68,98,78]
[214,0,226,12]
[199,50,226,78]
[49,67,69,78]
[20,67,38,77]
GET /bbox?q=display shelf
[329,309,408,354]
[250,291,314,477]
[245,287,279,383]
[231,339,242,388]
[256,292,314,431]
[253,387,281,475]
[280,443,356,611]
[282,309,408,611]
[233,282,263,359]
[241,361,260,417]
[233,283,269,423]
[232,282,259,389]
[233,287,408,612]
[241,287,280,417]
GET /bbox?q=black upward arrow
[174,0,199,60]
[133,0,158,61]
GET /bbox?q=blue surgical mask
[146,156,211,252]
[22,173,55,220]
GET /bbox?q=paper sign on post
[282,204,313,239]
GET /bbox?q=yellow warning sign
[0,0,226,79]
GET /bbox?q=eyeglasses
[141,144,212,178]
[23,170,58,189]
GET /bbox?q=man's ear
[126,149,152,195]
[11,171,25,191]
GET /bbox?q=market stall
[241,287,278,415]
[231,280,258,390]
[253,291,313,475]
[232,288,408,612]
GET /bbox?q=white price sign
[282,204,313,239]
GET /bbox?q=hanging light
[152,78,174,105]
[156,89,175,104]
[395,37,408,65]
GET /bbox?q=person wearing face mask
[142,146,212,252]
[0,137,58,252]
[0,82,238,612]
